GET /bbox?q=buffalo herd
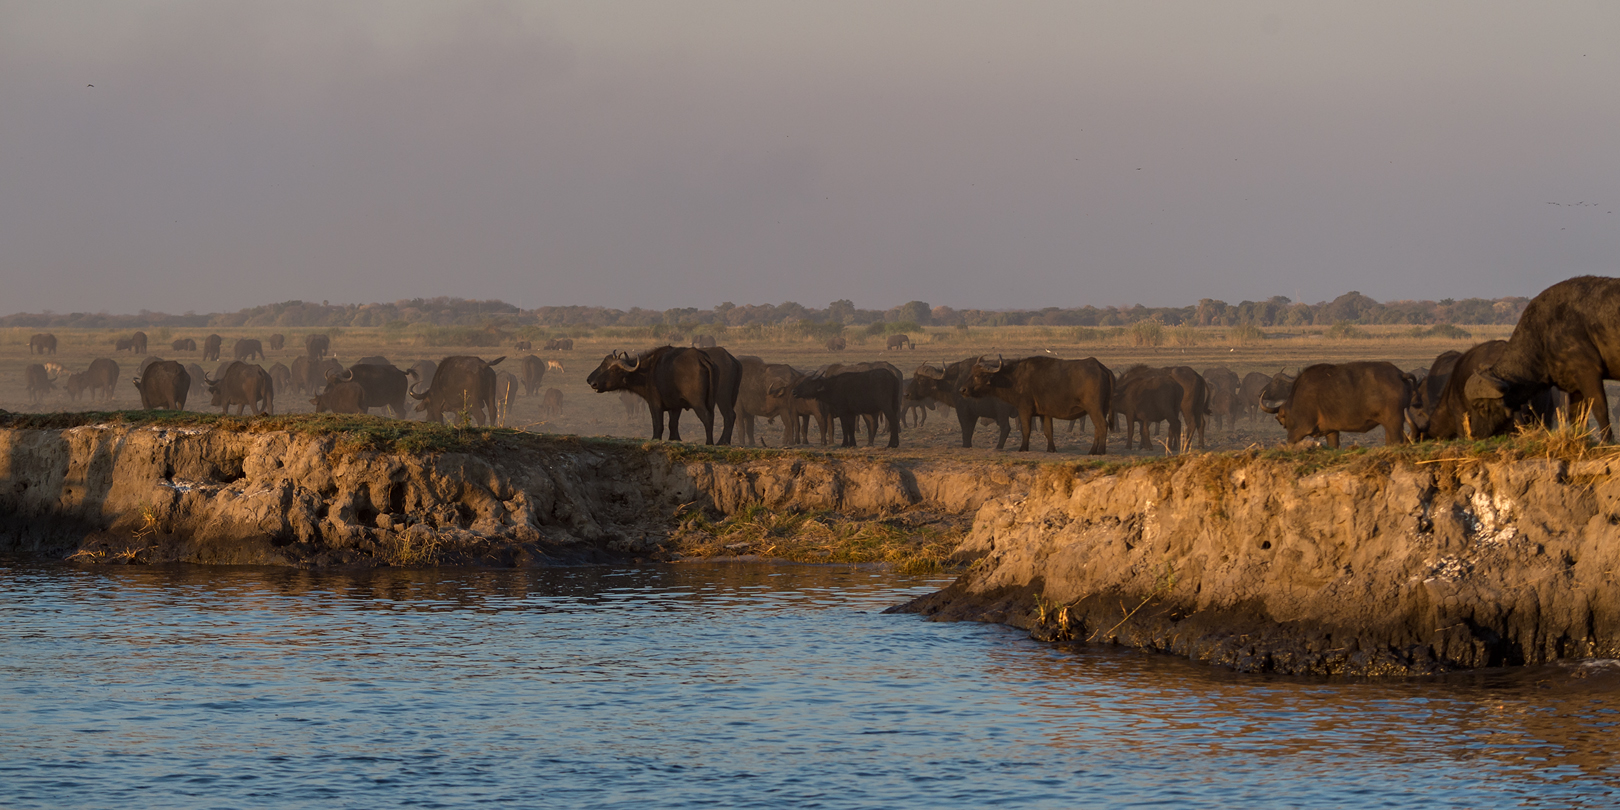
[13,276,1620,452]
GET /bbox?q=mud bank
[0,420,1021,568]
[897,451,1620,675]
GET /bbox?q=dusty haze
[2,1,1616,314]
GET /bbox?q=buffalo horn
[1259,396,1287,413]
[408,382,428,400]
[338,368,354,382]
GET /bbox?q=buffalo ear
[1463,372,1506,401]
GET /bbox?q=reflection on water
[2,560,1618,809]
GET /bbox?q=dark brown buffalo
[961,355,1112,454]
[793,367,902,448]
[1408,350,1464,440]
[269,333,286,351]
[133,360,190,410]
[64,372,89,401]
[203,334,223,362]
[115,337,135,352]
[1238,371,1272,421]
[519,355,547,396]
[545,338,574,351]
[543,388,565,418]
[29,333,57,355]
[1260,362,1413,447]
[698,346,743,444]
[24,363,55,404]
[137,356,164,376]
[514,340,532,351]
[335,363,409,418]
[825,336,846,352]
[1202,366,1242,430]
[130,332,148,355]
[1465,276,1620,441]
[186,363,207,400]
[355,355,391,366]
[290,355,313,394]
[587,347,718,442]
[1114,367,1184,451]
[84,358,120,401]
[691,334,718,349]
[307,358,343,393]
[1164,366,1210,449]
[802,361,904,445]
[234,338,265,361]
[268,362,292,395]
[311,380,366,414]
[171,338,197,352]
[885,334,914,351]
[908,359,1018,449]
[735,355,773,446]
[204,361,274,415]
[409,356,503,425]
[305,333,331,358]
[762,365,825,445]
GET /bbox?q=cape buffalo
[24,363,55,404]
[886,334,914,351]
[1408,350,1464,440]
[735,355,773,446]
[1464,276,1620,442]
[269,333,286,351]
[692,334,718,349]
[171,338,197,352]
[762,365,825,445]
[291,355,313,394]
[1203,367,1242,430]
[543,388,565,418]
[545,338,574,351]
[63,372,89,402]
[334,363,409,418]
[793,367,902,448]
[137,356,165,376]
[203,334,223,362]
[908,359,1018,449]
[804,361,904,445]
[406,360,437,392]
[514,340,532,351]
[269,362,292,395]
[234,338,265,361]
[1415,342,1569,440]
[204,361,274,415]
[698,346,743,444]
[115,337,134,352]
[1260,362,1413,447]
[587,347,717,443]
[84,358,120,401]
[311,358,344,393]
[961,355,1112,454]
[1164,366,1211,449]
[127,332,148,355]
[1238,371,1272,422]
[520,355,547,396]
[133,360,190,410]
[306,333,331,358]
[825,336,846,352]
[1114,367,1184,451]
[186,363,207,400]
[311,379,366,414]
[409,356,503,425]
[29,333,57,355]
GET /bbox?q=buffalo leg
[697,405,716,445]
[1016,410,1035,451]
[1043,413,1057,452]
[957,408,976,448]
[863,414,878,446]
[993,416,1011,450]
[1575,375,1612,443]
[1087,405,1107,455]
[667,409,685,442]
[740,414,755,447]
[840,414,858,447]
[651,407,666,440]
[886,406,900,448]
[1326,432,1340,449]
[1167,415,1181,452]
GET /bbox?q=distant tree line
[0,291,1530,331]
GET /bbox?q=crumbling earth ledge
[894,448,1620,675]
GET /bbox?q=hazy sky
[2,1,1616,314]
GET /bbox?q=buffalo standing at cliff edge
[587,346,719,443]
[1260,361,1412,447]
[961,355,1112,454]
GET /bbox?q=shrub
[1129,319,1164,347]
[1230,323,1265,345]
[1171,325,1199,346]
[1326,321,1366,340]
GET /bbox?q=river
[2,561,1617,809]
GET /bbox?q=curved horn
[408,382,428,400]
[337,368,353,382]
[1259,396,1287,413]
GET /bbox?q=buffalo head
[960,355,1005,399]
[586,350,642,393]
[1258,371,1293,414]
[1461,369,1515,439]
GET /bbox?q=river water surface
[2,561,1618,809]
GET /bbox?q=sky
[1,1,1616,315]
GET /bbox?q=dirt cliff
[0,417,1022,568]
[896,450,1620,675]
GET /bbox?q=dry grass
[669,504,965,572]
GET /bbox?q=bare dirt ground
[0,323,1541,459]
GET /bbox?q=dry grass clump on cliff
[669,504,965,573]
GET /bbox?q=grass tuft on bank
[669,504,965,573]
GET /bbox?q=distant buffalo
[133,360,190,411]
[520,355,547,396]
[305,333,331,358]
[203,334,223,362]
[962,355,1112,454]
[825,336,846,352]
[205,361,274,415]
[545,338,574,351]
[1261,362,1413,447]
[691,334,718,349]
[269,333,286,351]
[234,338,265,361]
[84,358,121,402]
[335,363,410,418]
[543,388,565,419]
[172,338,197,352]
[24,363,55,404]
[409,356,503,425]
[29,333,57,355]
[514,340,532,351]
[311,379,366,414]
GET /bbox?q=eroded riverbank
[4,410,1619,675]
